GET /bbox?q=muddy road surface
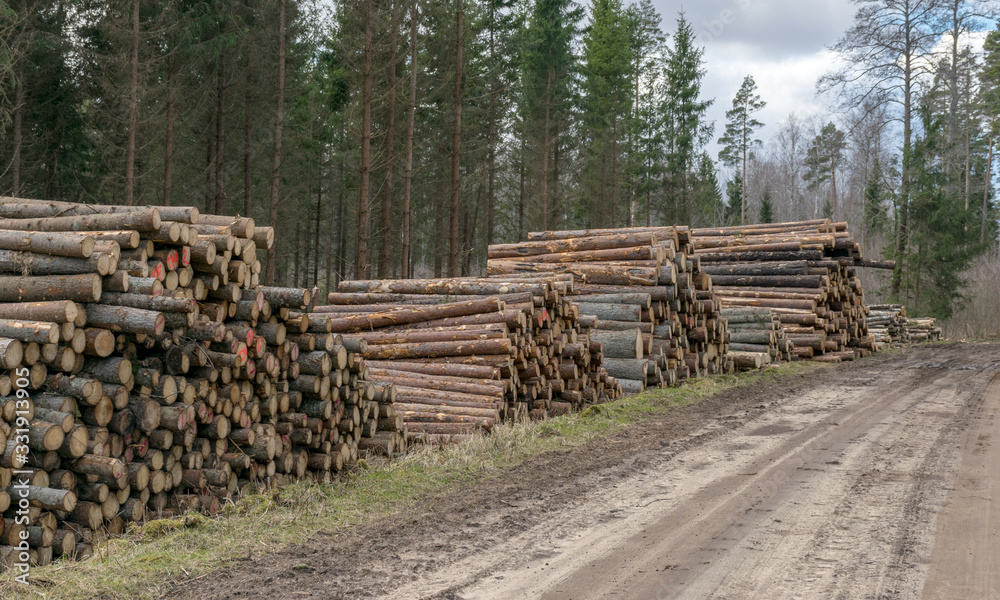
[174,343,1000,600]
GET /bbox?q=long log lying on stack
[326,277,622,441]
[489,226,731,390]
[0,197,402,571]
[689,220,888,363]
[721,307,794,370]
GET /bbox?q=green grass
[0,361,821,600]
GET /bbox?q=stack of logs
[320,276,622,443]
[688,219,886,363]
[0,198,400,570]
[866,305,908,347]
[906,317,942,342]
[488,227,732,392]
[722,307,794,370]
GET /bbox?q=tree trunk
[553,118,561,230]
[163,60,174,207]
[541,69,551,231]
[448,0,464,277]
[486,2,496,247]
[124,0,140,207]
[214,47,226,215]
[401,0,418,279]
[244,55,253,217]
[266,0,286,285]
[380,1,399,278]
[518,139,526,240]
[337,121,347,286]
[893,47,913,296]
[12,83,22,197]
[357,0,374,279]
[313,182,322,286]
[982,135,994,245]
[741,143,748,225]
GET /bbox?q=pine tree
[980,21,1000,245]
[580,0,632,227]
[692,152,724,225]
[519,0,580,232]
[718,75,765,225]
[663,11,713,224]
[803,122,847,218]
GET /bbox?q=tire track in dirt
[168,343,1000,600]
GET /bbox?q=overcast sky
[648,0,858,153]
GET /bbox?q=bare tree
[819,0,945,295]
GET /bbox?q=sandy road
[174,343,1000,600]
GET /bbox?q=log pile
[324,276,622,442]
[688,219,886,363]
[721,307,794,370]
[906,317,942,342]
[866,304,908,347]
[0,198,399,570]
[488,227,731,392]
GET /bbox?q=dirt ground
[170,342,1000,600]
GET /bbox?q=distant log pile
[488,227,732,391]
[866,305,942,346]
[867,305,908,346]
[906,318,942,342]
[689,219,888,363]
[0,197,399,570]
[326,276,622,442]
[722,307,794,370]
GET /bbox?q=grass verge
[0,361,821,600]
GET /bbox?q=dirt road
[174,343,1000,600]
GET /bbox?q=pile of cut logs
[689,219,886,363]
[866,305,908,347]
[322,276,622,443]
[0,198,399,569]
[906,317,942,342]
[488,227,732,391]
[722,307,794,370]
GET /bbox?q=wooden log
[324,298,503,333]
[363,360,499,380]
[0,230,95,258]
[574,302,642,322]
[361,338,512,360]
[0,273,102,302]
[600,358,649,381]
[588,330,643,359]
[98,292,197,313]
[0,207,160,232]
[337,278,551,296]
[0,319,59,344]
[0,249,112,276]
[489,232,660,257]
[488,260,658,286]
[0,301,78,323]
[84,304,164,336]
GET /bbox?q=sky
[649,0,858,152]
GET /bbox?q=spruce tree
[664,11,713,224]
[759,188,774,223]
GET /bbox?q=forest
[0,0,997,328]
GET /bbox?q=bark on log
[0,274,101,302]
